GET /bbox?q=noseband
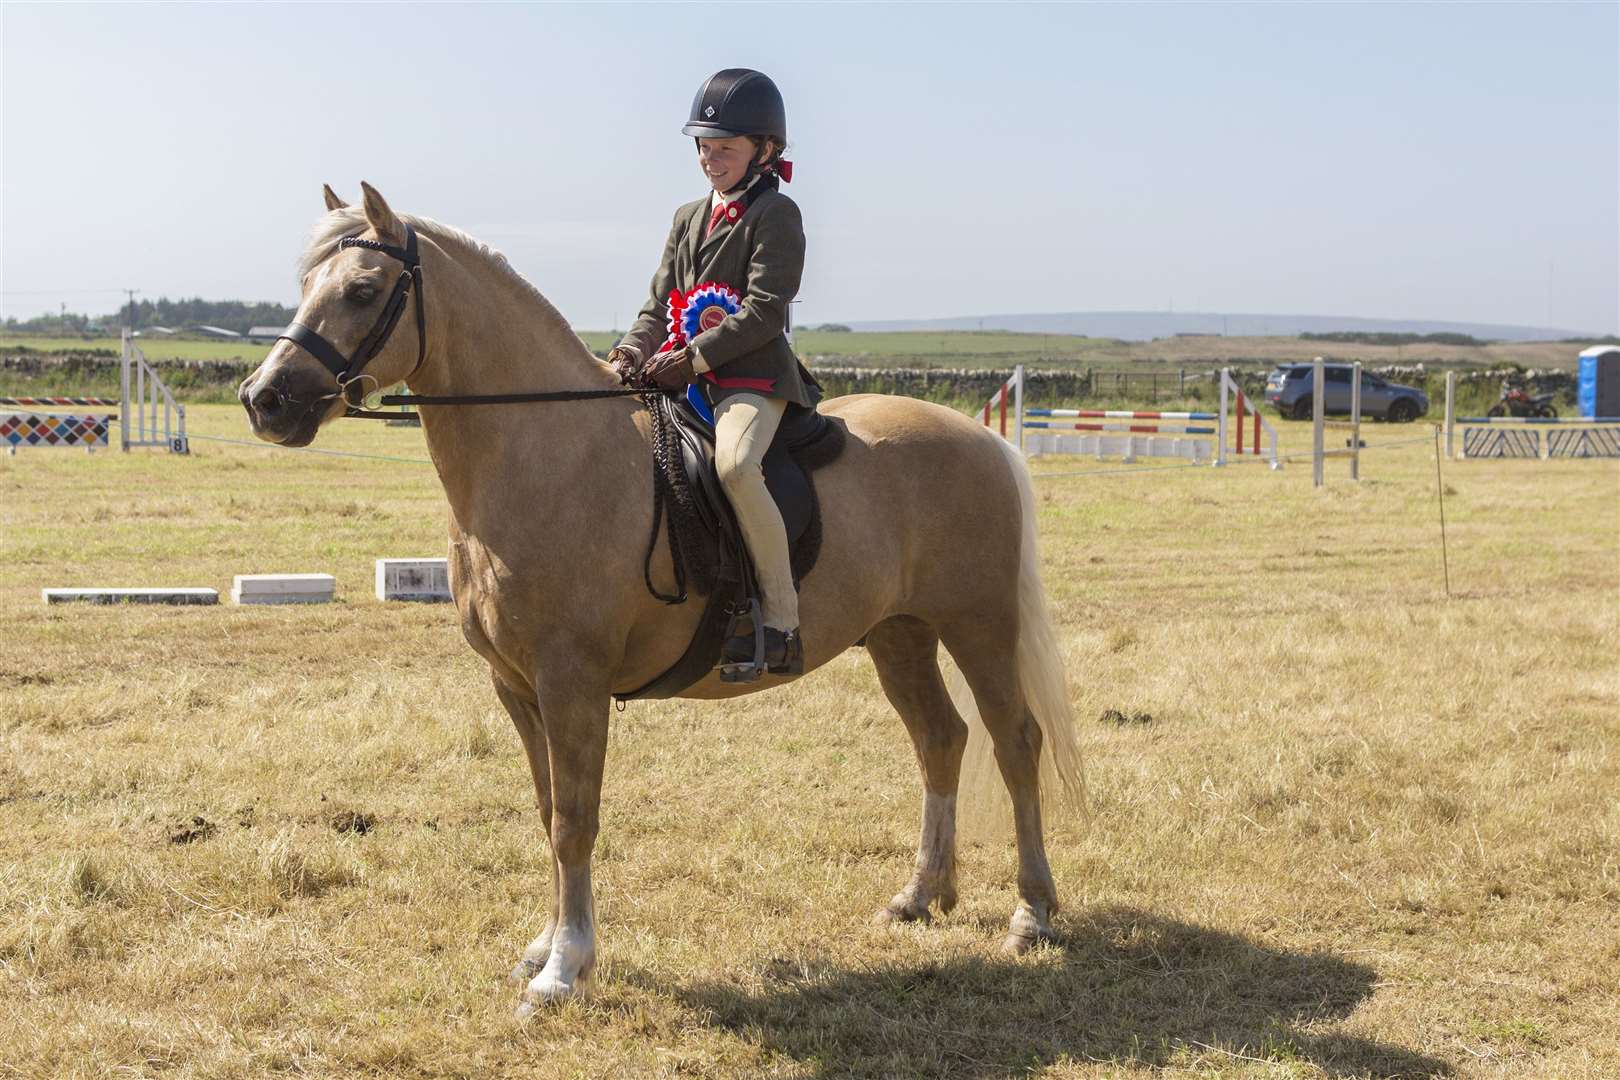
[276,222,426,405]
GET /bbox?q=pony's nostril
[251,386,283,417]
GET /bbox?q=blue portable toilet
[1577,345,1620,418]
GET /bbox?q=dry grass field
[2,405,1616,1079]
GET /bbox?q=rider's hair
[747,135,787,169]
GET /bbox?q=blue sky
[3,2,1616,333]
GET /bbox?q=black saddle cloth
[616,390,844,702]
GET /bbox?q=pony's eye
[345,284,379,304]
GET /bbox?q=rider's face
[697,136,769,193]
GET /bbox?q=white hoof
[515,972,583,1017]
[875,891,932,926]
[514,937,594,1017]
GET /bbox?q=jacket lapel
[696,175,779,266]
[684,198,709,276]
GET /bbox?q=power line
[0,288,130,296]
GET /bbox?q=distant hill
[839,311,1596,343]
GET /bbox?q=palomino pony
[239,183,1084,1015]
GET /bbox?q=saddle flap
[623,394,844,703]
[668,390,831,548]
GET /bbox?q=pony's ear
[359,181,404,243]
[322,184,349,211]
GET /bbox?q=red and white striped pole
[1236,390,1246,456]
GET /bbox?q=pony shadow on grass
[677,906,1449,1079]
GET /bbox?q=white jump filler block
[43,587,219,605]
[375,558,451,602]
[231,573,335,605]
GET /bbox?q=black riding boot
[722,625,804,676]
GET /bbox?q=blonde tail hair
[949,435,1086,837]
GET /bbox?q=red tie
[706,201,728,237]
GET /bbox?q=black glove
[643,346,697,391]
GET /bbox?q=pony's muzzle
[238,357,332,446]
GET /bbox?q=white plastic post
[1350,360,1362,481]
[1013,363,1025,455]
[1312,356,1325,488]
[1217,368,1229,467]
[1444,370,1456,459]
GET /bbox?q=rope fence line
[183,431,435,466]
[185,417,1439,479]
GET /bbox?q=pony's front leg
[490,675,559,987]
[516,673,610,1015]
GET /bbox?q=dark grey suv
[1266,363,1429,422]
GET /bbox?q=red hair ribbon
[775,159,793,183]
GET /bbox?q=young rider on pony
[608,68,820,677]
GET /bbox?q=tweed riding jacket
[620,178,822,409]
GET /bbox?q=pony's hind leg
[491,675,560,986]
[943,620,1061,954]
[867,616,969,925]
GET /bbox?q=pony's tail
[949,435,1086,836]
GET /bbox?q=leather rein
[276,220,649,420]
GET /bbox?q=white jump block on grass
[43,587,219,605]
[231,573,335,605]
[375,558,451,602]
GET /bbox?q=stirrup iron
[718,599,767,683]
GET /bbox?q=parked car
[1265,363,1429,422]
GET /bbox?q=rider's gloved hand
[606,346,643,386]
[643,346,697,391]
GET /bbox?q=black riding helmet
[683,68,786,143]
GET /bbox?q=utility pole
[123,288,140,330]
[1546,258,1555,329]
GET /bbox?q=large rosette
[661,282,742,352]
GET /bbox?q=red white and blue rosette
[661,282,742,352]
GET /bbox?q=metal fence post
[119,329,131,452]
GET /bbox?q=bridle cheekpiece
[276,221,426,408]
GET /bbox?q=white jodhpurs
[712,392,799,631]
